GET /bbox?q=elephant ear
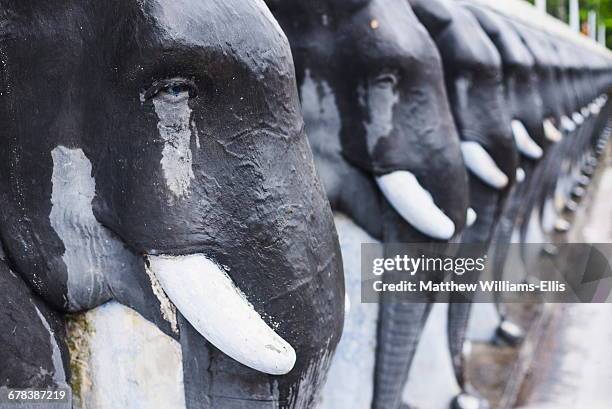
[408,0,453,37]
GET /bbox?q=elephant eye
[143,78,198,101]
[165,84,190,97]
[373,73,398,88]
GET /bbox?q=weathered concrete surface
[517,144,612,409]
[516,304,612,409]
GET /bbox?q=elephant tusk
[466,208,477,227]
[581,106,591,118]
[460,141,509,190]
[511,120,543,160]
[561,115,576,132]
[572,112,584,126]
[516,168,526,183]
[543,119,563,142]
[145,254,296,375]
[376,171,455,240]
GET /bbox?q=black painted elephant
[408,0,519,407]
[0,1,344,408]
[265,1,472,409]
[461,2,548,346]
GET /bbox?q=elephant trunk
[373,301,432,409]
[448,178,503,388]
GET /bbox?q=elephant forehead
[516,25,559,68]
[439,6,501,70]
[347,0,435,63]
[147,0,293,72]
[465,6,534,69]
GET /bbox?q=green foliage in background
[526,0,612,48]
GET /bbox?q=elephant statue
[264,1,472,409]
[461,2,547,346]
[2,1,612,409]
[0,1,345,408]
[408,0,519,407]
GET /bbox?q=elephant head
[266,0,468,243]
[0,1,344,407]
[553,39,585,128]
[509,22,566,141]
[409,0,517,239]
[409,2,519,408]
[464,4,546,161]
[266,1,470,409]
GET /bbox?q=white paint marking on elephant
[50,146,135,310]
[319,214,379,409]
[144,264,178,334]
[299,70,343,199]
[377,171,455,240]
[289,346,333,409]
[74,302,185,409]
[34,307,67,384]
[146,253,296,375]
[512,120,543,160]
[360,77,399,155]
[300,69,341,152]
[153,90,195,201]
[460,141,509,189]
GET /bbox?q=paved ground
[517,303,612,409]
[517,146,612,409]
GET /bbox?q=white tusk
[572,112,584,125]
[561,116,576,132]
[581,106,591,118]
[466,208,477,227]
[460,141,509,190]
[543,119,562,142]
[516,168,526,183]
[511,120,543,160]
[376,171,455,240]
[344,292,351,315]
[146,254,296,375]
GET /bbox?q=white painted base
[467,303,501,343]
[69,302,186,409]
[318,214,380,409]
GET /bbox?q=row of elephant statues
[1,0,611,408]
